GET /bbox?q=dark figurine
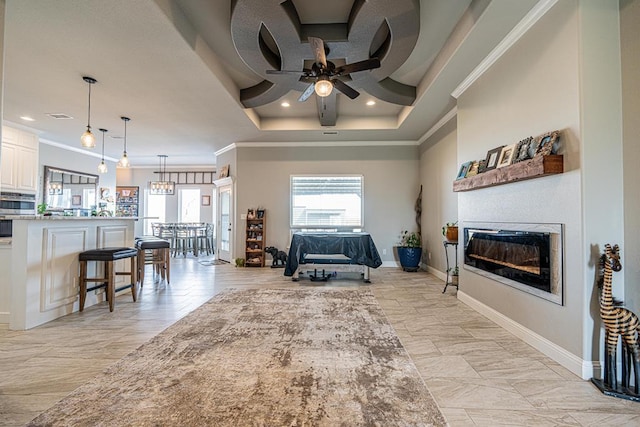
[265,246,287,268]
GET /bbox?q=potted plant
[397,230,422,272]
[447,265,459,285]
[442,221,458,242]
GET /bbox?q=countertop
[0,215,140,220]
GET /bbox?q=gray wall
[233,145,419,263]
[418,118,458,277]
[621,0,640,314]
[455,0,627,368]
[456,1,585,358]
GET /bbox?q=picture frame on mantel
[484,146,504,171]
[456,161,472,180]
[535,130,560,156]
[497,144,516,168]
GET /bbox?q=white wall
[233,145,419,263]
[117,167,215,237]
[39,143,117,208]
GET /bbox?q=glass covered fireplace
[463,222,563,305]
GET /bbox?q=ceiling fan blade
[298,83,315,102]
[335,58,381,75]
[266,70,302,75]
[332,79,359,99]
[308,36,327,69]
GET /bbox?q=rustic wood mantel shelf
[453,155,563,192]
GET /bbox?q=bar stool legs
[78,247,138,312]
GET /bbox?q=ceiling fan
[266,37,381,102]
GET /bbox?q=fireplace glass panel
[463,222,563,305]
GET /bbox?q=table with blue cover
[284,232,382,282]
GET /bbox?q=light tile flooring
[2,259,640,426]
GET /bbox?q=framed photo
[456,161,472,180]
[201,195,211,206]
[484,146,504,171]
[71,195,82,206]
[218,164,230,179]
[465,161,480,177]
[497,144,517,168]
[535,130,560,156]
[477,159,488,174]
[515,137,533,162]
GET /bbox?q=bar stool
[78,247,138,312]
[135,237,171,287]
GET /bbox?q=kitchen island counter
[2,217,136,330]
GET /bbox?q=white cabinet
[1,126,39,193]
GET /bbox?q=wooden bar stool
[135,237,171,287]
[78,247,138,312]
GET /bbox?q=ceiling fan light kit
[314,75,333,97]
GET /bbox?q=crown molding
[418,106,457,145]
[40,138,119,162]
[451,0,559,99]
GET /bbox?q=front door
[217,184,232,262]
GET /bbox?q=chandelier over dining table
[149,155,175,195]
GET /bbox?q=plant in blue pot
[397,230,422,272]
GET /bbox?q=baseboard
[457,290,594,380]
[0,311,9,324]
[424,265,446,282]
[381,260,399,268]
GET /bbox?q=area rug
[197,257,228,266]
[28,288,447,426]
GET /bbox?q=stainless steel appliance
[0,191,36,215]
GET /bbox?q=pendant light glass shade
[149,155,175,195]
[81,77,97,148]
[117,116,131,168]
[98,128,108,174]
[314,76,333,97]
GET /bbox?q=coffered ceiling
[1,0,538,166]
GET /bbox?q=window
[179,188,200,222]
[290,175,363,230]
[144,192,166,235]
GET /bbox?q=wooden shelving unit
[453,155,563,192]
[115,186,139,217]
[245,210,266,267]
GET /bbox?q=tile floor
[1,258,640,426]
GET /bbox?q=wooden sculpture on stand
[591,243,640,401]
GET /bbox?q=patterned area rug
[28,288,446,426]
[197,257,228,266]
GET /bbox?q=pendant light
[80,76,97,148]
[98,128,108,174]
[149,155,175,195]
[117,116,130,168]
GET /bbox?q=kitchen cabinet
[1,127,39,193]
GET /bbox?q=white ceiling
[2,0,539,166]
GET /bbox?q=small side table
[443,240,458,293]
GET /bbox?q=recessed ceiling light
[366,100,376,106]
[281,101,290,107]
[20,116,35,121]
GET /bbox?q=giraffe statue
[599,243,640,393]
